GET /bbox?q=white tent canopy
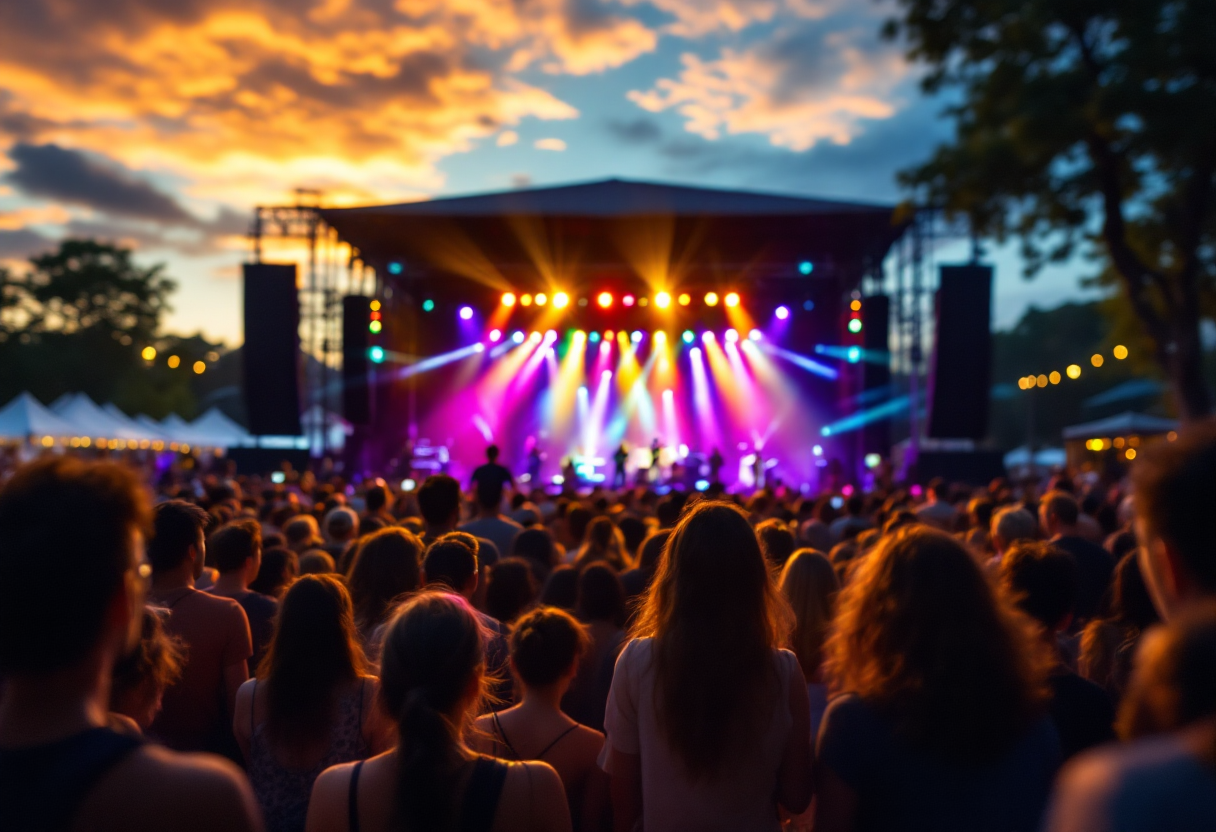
[1062,411,1178,440]
[0,393,83,439]
[190,408,253,447]
[52,393,149,441]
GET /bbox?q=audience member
[913,478,957,530]
[209,519,279,672]
[345,527,424,659]
[573,517,631,572]
[778,549,839,747]
[298,549,335,575]
[251,546,299,600]
[756,518,797,569]
[511,527,560,583]
[486,557,539,625]
[283,515,323,554]
[321,507,358,566]
[460,480,524,562]
[989,505,1039,571]
[1040,491,1116,622]
[541,564,580,611]
[1078,552,1160,701]
[564,565,626,732]
[619,529,669,605]
[109,607,185,733]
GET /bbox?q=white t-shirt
[598,637,801,832]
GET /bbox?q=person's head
[655,495,682,529]
[417,475,461,531]
[991,505,1037,555]
[259,574,367,747]
[968,497,994,530]
[825,525,1049,762]
[379,591,488,829]
[1132,423,1216,620]
[779,549,839,681]
[755,518,796,570]
[208,518,263,580]
[510,527,558,579]
[1110,551,1161,632]
[636,529,670,574]
[282,514,322,553]
[1116,602,1216,739]
[1000,541,1079,633]
[298,549,335,575]
[927,478,948,502]
[347,527,424,630]
[540,564,579,610]
[423,535,479,597]
[365,484,390,514]
[250,546,298,599]
[324,506,358,543]
[110,606,184,729]
[0,458,150,678]
[484,558,537,625]
[566,504,593,545]
[1039,490,1080,537]
[882,510,918,537]
[486,444,499,463]
[617,516,649,557]
[633,501,791,779]
[844,494,864,517]
[574,516,629,571]
[148,499,209,579]
[576,563,626,625]
[508,606,589,695]
[475,480,504,514]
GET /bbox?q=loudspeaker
[928,265,992,440]
[242,264,302,436]
[862,294,891,454]
[342,295,371,425]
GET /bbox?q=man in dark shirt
[1040,490,1115,621]
[207,519,277,673]
[470,445,514,494]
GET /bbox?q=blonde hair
[779,549,839,682]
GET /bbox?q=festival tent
[134,414,172,438]
[190,408,254,447]
[51,393,148,441]
[0,393,83,440]
[159,413,214,447]
[1061,411,1178,441]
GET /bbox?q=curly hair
[824,525,1050,762]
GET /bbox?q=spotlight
[850,299,862,311]
[748,329,762,341]
[682,330,694,344]
[422,299,435,312]
[597,291,613,308]
[725,292,740,308]
[691,346,702,358]
[846,346,861,363]
[489,329,502,342]
[459,306,474,320]
[575,329,586,339]
[141,346,157,360]
[474,343,486,353]
[678,293,691,306]
[799,261,813,275]
[604,330,614,341]
[631,330,643,343]
[775,306,790,320]
[848,318,862,333]
[655,291,671,309]
[662,389,673,400]
[802,300,815,311]
[535,293,548,306]
[521,294,533,306]
[1066,363,1081,379]
[1091,353,1104,367]
[725,328,738,342]
[589,331,601,343]
[369,300,381,311]
[602,369,612,379]
[369,320,382,333]
[545,330,557,342]
[654,331,667,343]
[623,294,635,307]
[369,346,386,363]
[501,292,516,307]
[704,292,719,306]
[702,331,714,343]
[512,331,525,344]
[388,262,403,275]
[553,292,569,309]
[812,444,823,456]
[529,331,541,343]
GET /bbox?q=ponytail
[379,592,487,831]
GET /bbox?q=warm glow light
[1066,364,1082,379]
[623,294,635,307]
[167,355,181,368]
[654,331,667,343]
[1113,345,1128,359]
[775,306,790,320]
[655,292,671,309]
[501,292,516,307]
[1125,448,1137,460]
[1049,371,1061,385]
[597,292,613,308]
[41,435,54,447]
[194,361,206,374]
[535,293,547,306]
[725,292,740,308]
[631,330,643,343]
[553,292,569,309]
[1091,353,1104,367]
[850,299,862,311]
[1018,377,1028,390]
[521,294,533,306]
[704,292,719,306]
[1168,431,1178,441]
[678,293,691,306]
[459,306,474,320]
[141,346,157,361]
[369,300,381,311]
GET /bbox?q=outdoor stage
[317,179,908,488]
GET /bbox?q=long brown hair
[824,526,1049,761]
[779,549,839,682]
[258,574,367,749]
[631,501,792,780]
[346,527,423,633]
[379,591,488,830]
[574,516,631,571]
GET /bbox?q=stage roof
[318,178,907,289]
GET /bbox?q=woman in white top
[600,501,812,831]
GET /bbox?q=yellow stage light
[678,293,691,306]
[1066,364,1081,379]
[1125,448,1137,460]
[1037,374,1047,387]
[370,299,381,311]
[521,294,533,306]
[704,292,719,306]
[501,292,516,307]
[655,292,671,309]
[850,299,862,311]
[597,292,613,308]
[1091,353,1104,367]
[553,292,569,308]
[535,293,548,306]
[725,292,740,308]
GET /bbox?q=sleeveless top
[490,712,579,762]
[0,726,143,832]
[347,755,510,832]
[249,679,371,832]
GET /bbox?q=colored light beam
[585,369,615,457]
[688,347,719,446]
[760,343,839,380]
[703,335,751,429]
[549,331,586,439]
[814,344,892,365]
[395,343,485,378]
[819,395,911,436]
[661,388,680,451]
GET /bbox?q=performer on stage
[709,447,724,483]
[612,443,628,488]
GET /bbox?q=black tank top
[347,755,509,832]
[0,726,143,832]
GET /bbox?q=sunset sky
[0,0,1098,345]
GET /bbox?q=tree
[890,0,1216,420]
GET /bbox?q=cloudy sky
[0,0,1098,344]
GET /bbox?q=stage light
[521,294,533,306]
[682,330,694,344]
[545,330,557,342]
[749,329,762,341]
[631,330,643,343]
[602,369,612,379]
[459,306,474,320]
[799,261,813,275]
[401,478,417,491]
[775,306,790,320]
[388,262,403,275]
[655,291,671,309]
[422,299,434,312]
[535,293,548,306]
[369,320,382,333]
[847,346,861,363]
[701,331,714,343]
[501,292,516,307]
[368,346,386,363]
[597,291,613,308]
[704,292,719,306]
[725,292,740,308]
[865,453,881,469]
[1125,448,1137,460]
[512,331,525,344]
[662,388,673,400]
[678,293,691,306]
[370,300,381,311]
[529,331,542,343]
[574,329,586,339]
[1067,363,1081,379]
[553,292,569,308]
[623,294,635,307]
[725,328,738,342]
[848,318,863,333]
[589,331,601,343]
[654,331,667,343]
[803,300,815,311]
[850,299,862,311]
[141,346,156,361]
[489,329,502,342]
[1113,344,1128,359]
[812,444,823,456]
[690,346,702,358]
[1091,353,1104,367]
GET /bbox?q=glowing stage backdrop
[320,179,908,487]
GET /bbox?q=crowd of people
[0,427,1213,831]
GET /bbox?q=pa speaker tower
[862,294,891,455]
[928,264,993,440]
[242,264,301,436]
[342,295,372,425]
